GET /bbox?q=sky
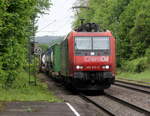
[36,0,77,37]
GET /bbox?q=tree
[0,0,51,86]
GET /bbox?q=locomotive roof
[71,31,113,37]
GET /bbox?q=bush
[145,48,150,63]
[121,57,148,73]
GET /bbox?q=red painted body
[66,31,116,77]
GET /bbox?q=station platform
[0,102,96,116]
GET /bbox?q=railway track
[105,93,150,115]
[79,93,115,116]
[114,80,150,94]
[79,92,150,116]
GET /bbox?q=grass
[117,68,150,82]
[0,71,62,102]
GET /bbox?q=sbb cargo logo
[84,56,109,62]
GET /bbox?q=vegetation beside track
[0,0,51,88]
[117,69,150,82]
[0,71,61,102]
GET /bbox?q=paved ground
[0,74,105,116]
[0,102,97,116]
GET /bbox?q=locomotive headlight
[102,65,110,69]
[76,65,83,69]
[105,65,110,69]
[80,66,83,69]
[76,65,80,69]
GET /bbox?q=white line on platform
[66,103,80,116]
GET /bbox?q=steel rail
[114,83,150,94]
[105,93,150,115]
[115,80,150,89]
[114,80,150,94]
[79,93,115,116]
[116,79,150,86]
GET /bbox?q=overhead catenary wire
[37,16,71,35]
[38,31,57,32]
[37,19,56,32]
[37,8,72,33]
[36,0,76,36]
[37,12,73,35]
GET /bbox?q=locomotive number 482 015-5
[84,56,109,62]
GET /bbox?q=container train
[40,23,116,91]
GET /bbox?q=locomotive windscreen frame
[74,36,110,56]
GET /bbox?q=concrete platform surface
[0,102,96,116]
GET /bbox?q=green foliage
[0,71,61,102]
[118,0,150,59]
[0,0,51,86]
[145,48,150,61]
[74,0,150,72]
[121,57,148,73]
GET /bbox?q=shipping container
[51,44,61,73]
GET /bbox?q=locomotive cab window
[93,37,109,50]
[75,37,92,50]
[74,36,110,56]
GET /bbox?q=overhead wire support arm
[72,5,90,26]
[72,6,90,9]
[72,5,99,32]
[72,6,90,16]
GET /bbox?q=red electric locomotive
[60,23,116,91]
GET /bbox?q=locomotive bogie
[73,71,114,90]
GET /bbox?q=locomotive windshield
[75,36,110,56]
[75,36,110,50]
